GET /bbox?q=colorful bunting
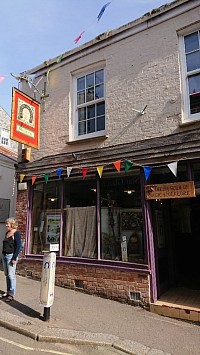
[167,162,178,177]
[19,174,25,183]
[32,176,37,185]
[44,173,49,184]
[67,167,72,178]
[97,2,111,21]
[56,168,63,178]
[56,54,63,63]
[97,166,104,178]
[0,76,5,83]
[125,160,133,173]
[74,31,85,44]
[113,160,121,173]
[143,166,152,181]
[82,167,88,179]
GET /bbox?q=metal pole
[43,307,50,321]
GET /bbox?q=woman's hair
[5,217,18,229]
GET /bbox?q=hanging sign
[11,87,40,149]
[145,181,196,200]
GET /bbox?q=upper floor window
[1,128,9,146]
[181,30,200,122]
[75,68,105,139]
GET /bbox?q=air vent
[75,280,84,288]
[129,291,141,301]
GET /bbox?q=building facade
[15,0,200,319]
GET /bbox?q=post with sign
[40,251,56,321]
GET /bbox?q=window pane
[184,32,199,53]
[97,115,105,131]
[188,74,200,95]
[95,84,104,99]
[95,69,104,84]
[190,93,200,114]
[87,104,95,118]
[77,91,85,105]
[86,73,94,88]
[186,52,200,72]
[87,118,95,133]
[97,102,105,116]
[86,88,94,102]
[78,120,86,135]
[78,107,86,121]
[77,76,85,91]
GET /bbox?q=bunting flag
[97,2,111,21]
[32,176,37,185]
[82,167,88,179]
[56,168,63,178]
[167,161,178,177]
[56,54,63,63]
[97,166,104,178]
[125,160,133,173]
[44,173,49,184]
[113,160,121,173]
[143,166,152,181]
[0,76,5,83]
[67,167,72,178]
[74,31,85,44]
[19,174,25,183]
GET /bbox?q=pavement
[0,270,200,355]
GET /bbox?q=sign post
[40,252,56,321]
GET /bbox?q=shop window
[100,174,145,264]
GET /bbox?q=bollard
[40,251,56,321]
[43,307,51,321]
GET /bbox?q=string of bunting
[19,159,179,186]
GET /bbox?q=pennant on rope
[143,166,152,181]
[97,2,111,21]
[67,167,72,178]
[19,174,25,183]
[97,166,104,178]
[113,160,121,173]
[167,161,178,177]
[56,54,63,63]
[82,167,89,180]
[125,160,133,173]
[74,31,85,44]
[0,76,5,83]
[56,168,63,179]
[44,173,49,184]
[32,176,37,185]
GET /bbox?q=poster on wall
[46,214,61,244]
[11,87,40,149]
[0,198,10,222]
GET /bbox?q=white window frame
[179,25,200,123]
[0,128,10,146]
[71,66,106,141]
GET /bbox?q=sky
[0,0,167,115]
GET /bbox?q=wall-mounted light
[124,189,135,195]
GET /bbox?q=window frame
[179,26,200,123]
[72,66,106,141]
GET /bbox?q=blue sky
[0,0,167,115]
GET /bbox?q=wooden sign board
[145,181,196,200]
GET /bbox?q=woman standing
[1,217,21,302]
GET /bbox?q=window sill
[67,134,109,145]
[179,119,200,127]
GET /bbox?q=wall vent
[129,291,141,301]
[75,280,84,288]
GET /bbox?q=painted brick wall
[21,6,200,162]
[17,259,150,309]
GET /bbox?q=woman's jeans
[2,254,17,296]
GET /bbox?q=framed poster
[0,198,10,222]
[11,87,40,149]
[46,214,61,244]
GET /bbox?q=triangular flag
[19,174,25,183]
[143,166,152,181]
[0,76,5,83]
[32,176,37,185]
[167,161,178,177]
[97,166,104,178]
[44,173,49,184]
[97,2,111,21]
[56,168,63,178]
[74,31,85,44]
[56,54,63,63]
[125,160,133,173]
[67,167,72,178]
[82,167,88,180]
[113,160,121,173]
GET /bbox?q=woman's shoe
[5,295,14,302]
[0,292,8,298]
